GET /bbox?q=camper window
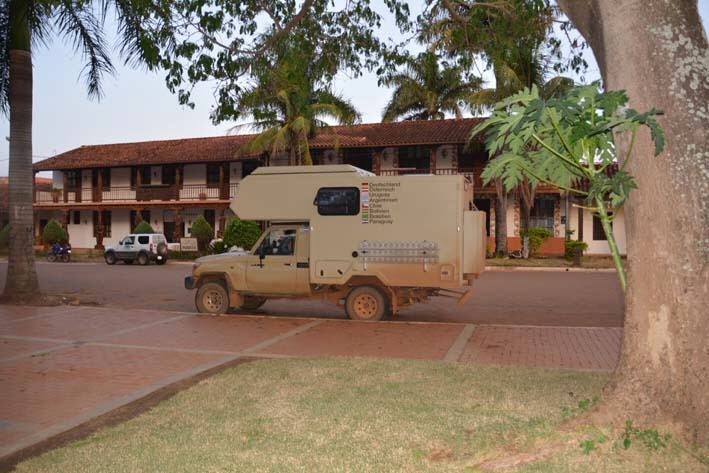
[314,187,360,216]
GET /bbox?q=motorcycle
[47,243,72,263]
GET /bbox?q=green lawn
[16,359,706,472]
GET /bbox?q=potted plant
[199,191,207,200]
[51,189,61,203]
[565,240,589,267]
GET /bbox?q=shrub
[0,224,9,249]
[133,221,155,234]
[190,215,214,251]
[222,218,261,251]
[565,240,589,261]
[42,219,68,244]
[522,227,552,257]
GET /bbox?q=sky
[1,2,707,177]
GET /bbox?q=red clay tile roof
[33,118,485,171]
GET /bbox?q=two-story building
[31,118,626,255]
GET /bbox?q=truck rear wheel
[196,282,229,315]
[240,296,267,311]
[345,286,387,321]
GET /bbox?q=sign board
[180,238,199,252]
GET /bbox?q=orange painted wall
[487,236,566,256]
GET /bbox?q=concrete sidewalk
[0,304,621,460]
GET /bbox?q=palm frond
[110,0,159,69]
[55,0,114,99]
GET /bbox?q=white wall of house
[183,164,205,185]
[567,206,627,255]
[52,171,63,189]
[380,147,396,170]
[111,167,131,186]
[107,168,136,200]
[321,149,342,165]
[66,210,94,248]
[103,210,132,247]
[149,166,162,184]
[270,152,290,166]
[229,162,243,184]
[435,145,455,169]
[507,201,517,237]
[52,207,226,248]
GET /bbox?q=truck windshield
[256,229,296,256]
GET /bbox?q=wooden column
[430,146,438,174]
[34,209,40,241]
[175,165,182,200]
[174,209,183,243]
[217,208,226,238]
[133,209,143,233]
[219,162,227,200]
[63,171,68,203]
[97,168,103,202]
[95,210,104,249]
[372,149,382,175]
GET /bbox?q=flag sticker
[361,182,369,224]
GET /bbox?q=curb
[484,265,616,273]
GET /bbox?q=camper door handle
[283,263,292,267]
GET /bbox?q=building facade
[32,119,626,255]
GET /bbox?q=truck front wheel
[196,281,229,315]
[345,286,387,321]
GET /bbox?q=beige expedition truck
[185,165,486,320]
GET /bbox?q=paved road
[0,261,624,327]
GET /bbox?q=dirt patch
[0,357,259,473]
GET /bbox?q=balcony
[378,167,478,185]
[34,183,239,205]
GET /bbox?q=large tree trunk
[559,0,709,444]
[493,179,508,257]
[2,0,41,302]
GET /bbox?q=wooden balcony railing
[378,167,477,183]
[35,183,239,204]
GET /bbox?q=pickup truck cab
[105,233,169,266]
[185,165,486,320]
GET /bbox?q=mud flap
[437,286,475,305]
[456,287,475,306]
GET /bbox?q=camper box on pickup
[185,165,486,320]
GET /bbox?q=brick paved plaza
[0,303,622,460]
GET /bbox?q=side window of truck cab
[256,229,296,256]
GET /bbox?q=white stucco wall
[66,210,94,248]
[229,162,243,183]
[270,152,290,166]
[52,171,63,189]
[320,149,342,165]
[380,147,396,170]
[507,201,517,237]
[106,167,136,200]
[435,145,456,169]
[183,164,205,185]
[102,209,132,247]
[567,206,627,255]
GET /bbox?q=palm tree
[236,61,360,166]
[0,0,157,302]
[381,52,481,122]
[470,49,573,257]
